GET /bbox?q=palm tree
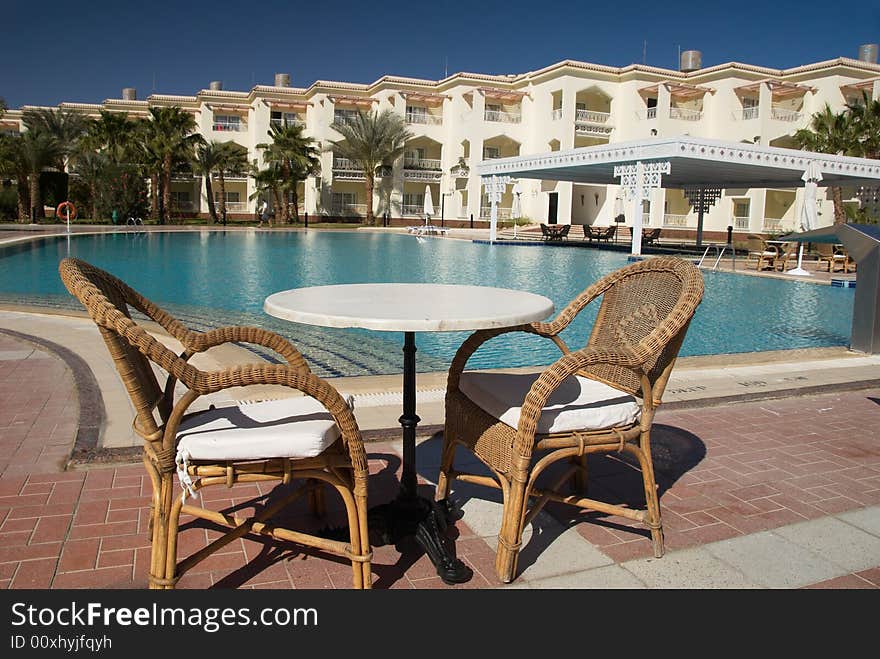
[329,109,412,225]
[192,140,225,222]
[213,141,248,223]
[69,151,107,221]
[846,91,880,160]
[17,129,62,221]
[0,133,30,221]
[258,123,320,223]
[794,105,855,225]
[249,160,285,227]
[138,107,200,224]
[22,108,89,173]
[83,110,138,164]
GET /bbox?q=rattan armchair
[59,258,371,589]
[436,257,704,583]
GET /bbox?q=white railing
[669,107,702,121]
[741,107,760,120]
[575,109,610,124]
[270,117,305,128]
[575,123,613,138]
[329,203,367,217]
[404,170,442,182]
[401,204,428,216]
[405,111,442,125]
[479,206,512,219]
[646,107,657,120]
[771,107,802,122]
[762,217,785,232]
[551,108,563,120]
[403,157,441,170]
[662,213,690,227]
[733,215,750,230]
[218,201,248,212]
[642,212,652,226]
[484,109,521,123]
[213,122,247,132]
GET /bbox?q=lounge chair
[597,225,617,243]
[539,224,553,241]
[642,227,662,245]
[746,234,779,271]
[436,257,705,582]
[580,225,598,242]
[815,243,854,273]
[58,258,372,589]
[774,241,801,271]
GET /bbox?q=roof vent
[122,87,137,101]
[209,80,223,91]
[858,43,878,64]
[679,50,702,72]
[274,73,291,87]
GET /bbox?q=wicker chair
[59,258,371,589]
[436,257,704,583]
[746,234,779,271]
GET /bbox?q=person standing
[258,199,269,227]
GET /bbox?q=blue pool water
[0,231,855,378]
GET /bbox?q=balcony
[762,217,785,233]
[741,107,759,120]
[551,108,563,120]
[733,215,750,230]
[646,107,657,120]
[332,158,365,180]
[669,107,702,121]
[212,122,247,132]
[575,109,610,124]
[484,109,521,124]
[405,111,442,126]
[270,117,305,128]
[662,213,690,227]
[771,107,802,122]
[403,157,442,182]
[329,203,367,217]
[218,201,248,213]
[401,205,427,216]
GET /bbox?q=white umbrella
[511,182,522,237]
[787,161,823,276]
[423,185,434,226]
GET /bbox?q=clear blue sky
[2,0,878,108]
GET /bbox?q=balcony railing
[401,204,428,216]
[646,107,657,120]
[741,107,760,120]
[762,217,785,233]
[641,212,652,226]
[733,215,750,230]
[403,170,442,182]
[213,122,247,132]
[479,206,512,219]
[669,107,702,121]
[551,108,563,120]
[575,109,610,124]
[771,107,802,122]
[403,157,441,170]
[662,213,690,227]
[405,111,442,125]
[575,123,613,138]
[329,203,367,217]
[216,201,248,212]
[270,117,305,128]
[332,158,365,180]
[484,109,521,123]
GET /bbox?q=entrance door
[548,192,558,224]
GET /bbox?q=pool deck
[0,224,878,590]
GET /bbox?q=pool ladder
[697,243,735,271]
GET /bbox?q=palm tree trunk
[364,174,375,226]
[162,156,172,225]
[150,173,160,222]
[205,176,217,223]
[830,186,846,224]
[291,186,300,223]
[272,187,284,228]
[16,176,29,223]
[217,174,226,223]
[281,162,291,224]
[90,183,98,221]
[29,171,42,221]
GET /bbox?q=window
[403,193,424,207]
[270,111,301,126]
[406,105,427,123]
[170,191,191,206]
[332,192,357,207]
[483,146,500,160]
[213,191,240,204]
[213,114,242,131]
[334,108,359,125]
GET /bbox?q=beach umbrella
[787,161,823,275]
[423,185,434,226]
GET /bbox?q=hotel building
[4,45,880,238]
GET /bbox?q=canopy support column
[614,161,670,256]
[483,174,511,243]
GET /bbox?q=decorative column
[483,174,511,243]
[683,186,723,248]
[614,161,670,255]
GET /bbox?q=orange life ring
[56,201,77,220]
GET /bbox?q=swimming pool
[0,231,855,378]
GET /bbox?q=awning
[267,101,311,111]
[478,87,529,102]
[639,81,714,98]
[840,77,880,96]
[327,94,377,107]
[207,104,249,114]
[399,91,449,106]
[734,79,815,98]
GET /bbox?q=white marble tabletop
[264,283,554,332]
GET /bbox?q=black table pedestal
[369,331,472,585]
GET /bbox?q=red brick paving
[1,332,878,588]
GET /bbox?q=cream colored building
[5,47,880,236]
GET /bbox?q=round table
[265,283,554,583]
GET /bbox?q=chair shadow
[413,423,707,575]
[868,397,880,407]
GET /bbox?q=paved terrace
[0,223,878,589]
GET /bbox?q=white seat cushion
[459,371,640,435]
[176,396,341,462]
